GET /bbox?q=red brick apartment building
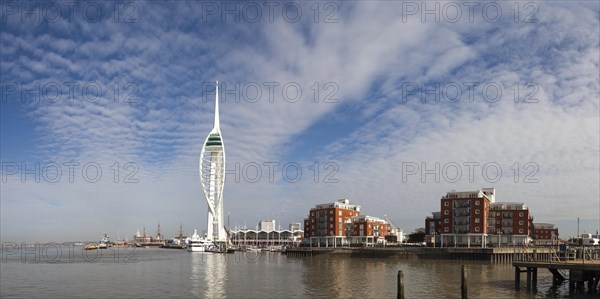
[304,199,361,246]
[425,212,441,236]
[488,202,534,245]
[347,215,390,245]
[438,188,494,246]
[425,188,558,247]
[533,223,559,245]
[304,199,391,246]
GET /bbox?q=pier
[513,247,600,294]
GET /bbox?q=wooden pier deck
[513,248,600,295]
[513,260,600,271]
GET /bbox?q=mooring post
[397,270,404,299]
[461,265,468,299]
[514,266,520,289]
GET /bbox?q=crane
[384,214,404,244]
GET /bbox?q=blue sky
[1,1,599,242]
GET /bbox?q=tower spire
[214,80,220,130]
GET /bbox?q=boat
[84,244,98,250]
[73,241,84,246]
[162,238,187,249]
[112,240,129,248]
[98,233,111,249]
[164,224,188,249]
[187,229,213,252]
[269,245,284,252]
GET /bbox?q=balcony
[454,220,471,225]
[454,211,470,217]
[454,202,471,208]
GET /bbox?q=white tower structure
[199,81,227,243]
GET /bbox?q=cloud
[1,1,598,242]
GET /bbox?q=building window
[475,218,480,224]
[497,220,500,224]
[339,210,342,216]
[519,212,524,217]
[519,221,524,225]
[330,217,333,221]
[444,219,449,224]
[330,210,333,214]
[444,210,449,215]
[475,209,480,214]
[475,227,480,232]
[444,227,449,232]
[330,224,333,228]
[475,200,480,205]
[311,212,314,216]
[444,201,449,207]
[519,229,523,234]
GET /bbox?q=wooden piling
[461,265,468,299]
[514,266,520,289]
[397,270,404,299]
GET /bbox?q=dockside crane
[384,214,404,244]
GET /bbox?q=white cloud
[1,1,598,242]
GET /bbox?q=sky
[1,1,599,243]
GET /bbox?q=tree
[408,228,426,243]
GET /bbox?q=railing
[514,246,600,263]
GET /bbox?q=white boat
[186,229,213,252]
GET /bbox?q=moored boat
[187,229,213,252]
[84,244,98,250]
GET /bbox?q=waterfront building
[230,224,304,247]
[438,188,494,247]
[303,199,395,246]
[425,212,441,245]
[424,188,548,247]
[199,81,227,243]
[533,223,559,245]
[258,220,276,231]
[304,199,361,246]
[488,202,533,246]
[346,215,390,245]
[289,223,301,231]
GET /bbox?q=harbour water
[0,248,596,298]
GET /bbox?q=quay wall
[285,247,556,263]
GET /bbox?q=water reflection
[190,253,227,298]
[295,256,596,298]
[3,248,597,298]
